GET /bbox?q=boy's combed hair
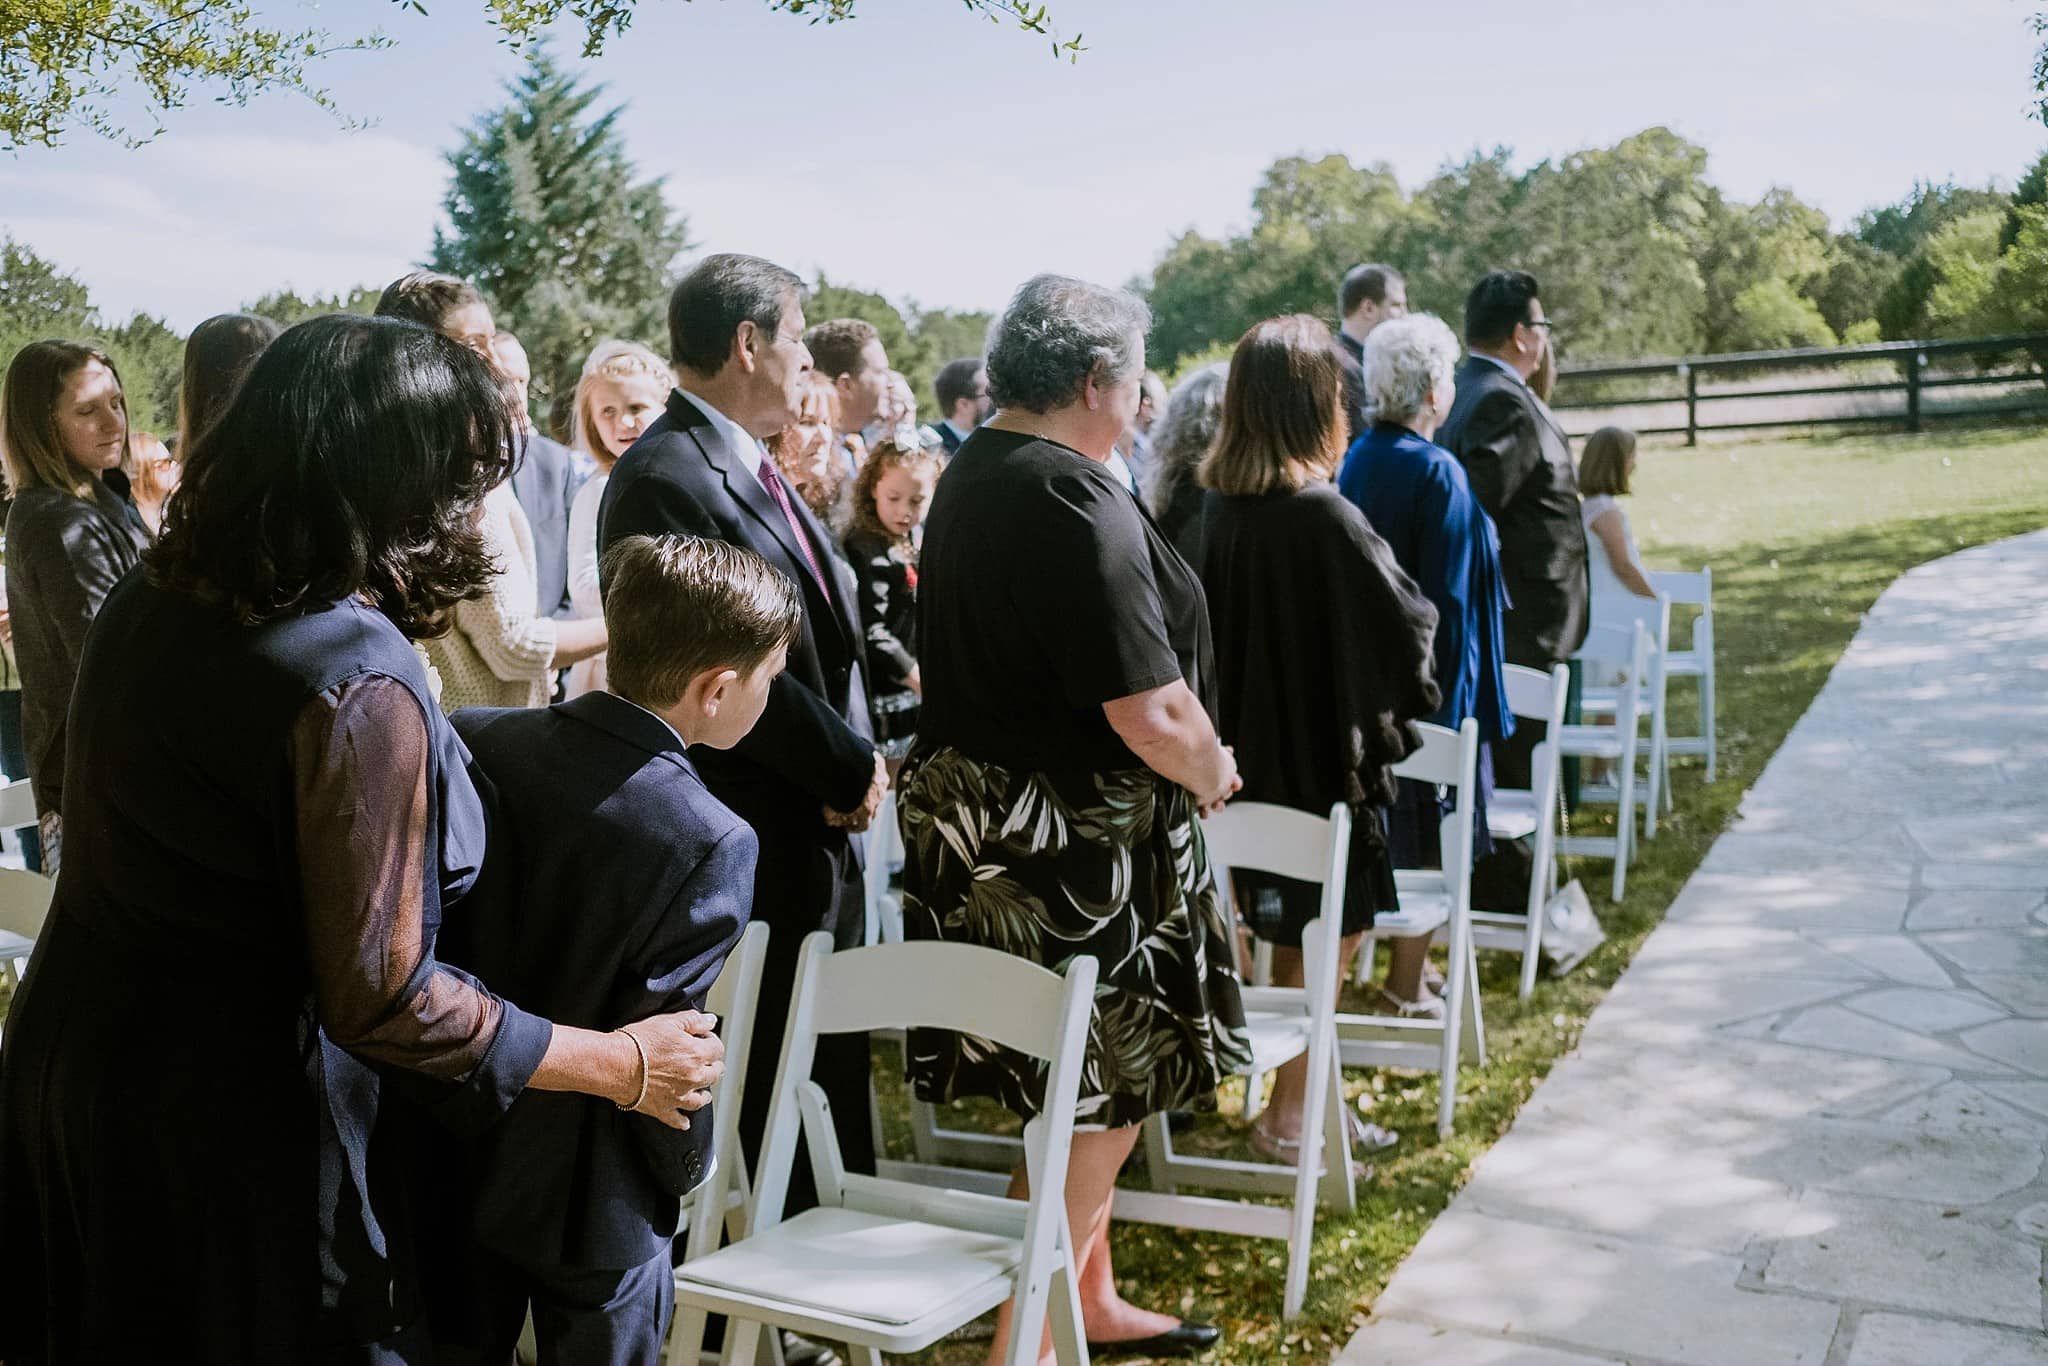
[602,534,802,708]
[374,271,484,330]
[849,437,944,545]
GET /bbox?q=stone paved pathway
[1337,530,2048,1366]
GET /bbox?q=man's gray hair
[1364,313,1462,424]
[985,274,1151,413]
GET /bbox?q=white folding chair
[859,792,904,949]
[1651,568,1717,783]
[0,779,49,988]
[663,920,772,1364]
[1555,622,1650,903]
[672,936,1098,1366]
[1335,719,1485,1139]
[1578,593,1673,836]
[1470,665,1569,1000]
[1122,803,1355,1320]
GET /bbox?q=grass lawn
[888,424,2048,1365]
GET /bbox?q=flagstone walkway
[1337,529,2048,1366]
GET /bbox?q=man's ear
[732,321,759,375]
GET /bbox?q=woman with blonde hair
[1,340,150,870]
[564,338,672,696]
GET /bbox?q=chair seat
[0,929,32,960]
[1371,889,1450,938]
[1663,649,1706,676]
[1579,685,1656,714]
[1486,790,1540,842]
[1554,725,1627,759]
[675,1206,1020,1328]
[1239,1011,1313,1076]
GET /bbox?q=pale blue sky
[3,0,2043,330]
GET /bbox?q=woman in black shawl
[1195,314,1440,1160]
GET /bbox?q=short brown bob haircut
[1578,426,1639,497]
[1199,314,1348,497]
[601,534,802,710]
[2,340,129,500]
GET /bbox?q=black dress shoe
[1086,1320,1221,1358]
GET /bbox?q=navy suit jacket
[1435,357,1590,666]
[511,432,585,621]
[441,691,755,1270]
[597,392,875,911]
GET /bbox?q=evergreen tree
[431,44,688,414]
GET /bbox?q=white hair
[1364,313,1461,424]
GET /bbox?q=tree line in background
[8,50,2048,436]
[1143,129,2048,375]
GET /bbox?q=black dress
[1197,483,1440,945]
[898,428,1250,1128]
[0,579,552,1364]
[842,525,921,759]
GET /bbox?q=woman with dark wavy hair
[0,315,726,1365]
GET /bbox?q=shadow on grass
[886,504,2048,1366]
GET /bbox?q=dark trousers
[438,1246,673,1366]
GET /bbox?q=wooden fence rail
[1552,331,2048,444]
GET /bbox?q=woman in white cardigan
[563,339,671,697]
[430,479,607,711]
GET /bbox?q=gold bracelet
[615,1025,651,1112]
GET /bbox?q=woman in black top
[0,317,726,1364]
[0,340,151,873]
[903,274,1245,1363]
[1196,315,1440,1161]
[1142,362,1228,563]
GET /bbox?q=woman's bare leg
[983,1125,1180,1366]
[1252,934,1363,1143]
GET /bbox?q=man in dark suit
[495,329,587,621]
[931,356,991,454]
[599,253,887,1221]
[1334,263,1408,443]
[430,534,796,1366]
[1437,269,1590,787]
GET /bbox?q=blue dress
[1339,422,1515,864]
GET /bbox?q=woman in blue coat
[1337,313,1515,1015]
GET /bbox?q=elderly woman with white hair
[901,273,1246,1363]
[1337,313,1516,1013]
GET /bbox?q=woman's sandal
[1346,1108,1400,1152]
[1373,985,1446,1021]
[1247,1121,1374,1179]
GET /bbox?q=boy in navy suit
[432,533,800,1366]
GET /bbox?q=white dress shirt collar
[676,386,768,491]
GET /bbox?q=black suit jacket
[442,691,754,1270]
[510,432,584,621]
[1335,329,1369,444]
[597,390,875,927]
[1436,357,1590,666]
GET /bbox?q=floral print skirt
[896,744,1252,1129]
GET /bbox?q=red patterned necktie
[757,454,833,605]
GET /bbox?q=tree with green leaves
[0,237,184,432]
[429,45,687,415]
[1,0,1073,150]
[243,286,382,329]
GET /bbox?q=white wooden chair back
[1559,621,1649,901]
[0,778,36,832]
[699,934,1097,1366]
[1650,567,1717,781]
[860,791,904,947]
[1482,664,1569,999]
[0,867,54,992]
[1369,719,1482,1136]
[1586,592,1674,832]
[1127,802,1353,1319]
